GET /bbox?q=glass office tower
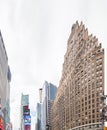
[41,81,57,130]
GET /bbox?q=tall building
[39,88,42,103]
[35,88,42,130]
[36,103,41,130]
[41,81,57,130]
[21,94,31,130]
[0,31,11,130]
[0,31,8,109]
[52,21,104,130]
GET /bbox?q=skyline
[0,0,107,129]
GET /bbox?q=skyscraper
[36,103,41,130]
[0,31,11,130]
[0,31,8,109]
[41,81,57,130]
[52,21,104,130]
[35,88,42,130]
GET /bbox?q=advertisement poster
[24,115,31,126]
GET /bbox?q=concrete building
[41,81,57,130]
[0,31,11,130]
[52,21,104,130]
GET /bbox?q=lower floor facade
[68,122,102,130]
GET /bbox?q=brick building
[51,21,104,130]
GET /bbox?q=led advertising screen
[24,115,31,126]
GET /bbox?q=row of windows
[76,63,102,75]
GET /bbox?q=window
[92,94,94,97]
[92,115,95,118]
[92,99,94,103]
[92,104,94,108]
[100,87,102,90]
[100,76,102,79]
[93,120,95,123]
[92,110,95,113]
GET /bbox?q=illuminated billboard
[24,115,31,126]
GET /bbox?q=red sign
[24,125,31,130]
[0,118,4,130]
[0,124,4,130]
[23,105,29,110]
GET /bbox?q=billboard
[24,115,31,126]
[21,94,29,106]
[23,105,30,115]
[23,109,30,115]
[0,118,4,130]
[24,125,31,130]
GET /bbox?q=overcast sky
[0,0,107,129]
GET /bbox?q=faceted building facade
[0,31,8,109]
[41,81,57,130]
[0,31,11,130]
[52,21,104,130]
